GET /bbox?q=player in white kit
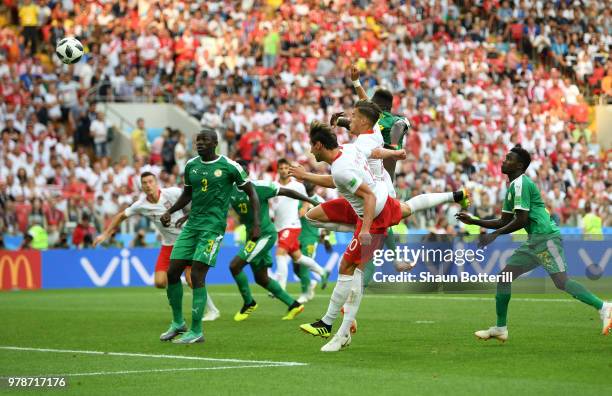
[272,159,329,290]
[93,172,220,321]
[291,101,470,352]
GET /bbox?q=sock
[384,228,396,250]
[338,269,364,336]
[495,282,511,327]
[206,292,218,313]
[166,282,184,326]
[266,278,295,306]
[297,264,310,294]
[190,287,207,334]
[321,274,354,326]
[306,216,356,233]
[363,260,376,288]
[296,254,325,276]
[565,279,604,310]
[233,271,254,305]
[275,254,290,290]
[406,192,453,213]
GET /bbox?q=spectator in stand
[18,0,39,56]
[131,118,149,159]
[72,213,96,249]
[90,111,110,158]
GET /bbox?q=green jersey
[183,155,248,233]
[299,194,323,242]
[502,174,560,235]
[376,111,409,147]
[230,180,279,235]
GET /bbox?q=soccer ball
[55,37,84,64]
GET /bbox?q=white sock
[296,255,326,276]
[338,269,364,336]
[496,326,507,331]
[206,292,218,313]
[275,254,290,290]
[406,192,454,213]
[321,274,353,326]
[306,215,356,232]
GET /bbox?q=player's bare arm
[370,147,407,161]
[289,164,336,188]
[278,187,319,206]
[456,211,514,230]
[477,210,529,248]
[161,185,192,227]
[353,182,376,246]
[93,211,128,247]
[239,181,261,241]
[350,64,368,100]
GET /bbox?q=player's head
[502,144,531,175]
[277,158,290,180]
[140,171,158,195]
[371,88,393,112]
[196,127,218,157]
[350,100,382,135]
[309,121,338,163]
[236,159,249,175]
[304,181,315,197]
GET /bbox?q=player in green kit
[456,145,612,341]
[159,128,261,344]
[295,182,332,303]
[228,169,318,322]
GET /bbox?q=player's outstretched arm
[161,185,192,226]
[476,210,529,248]
[370,147,407,160]
[239,181,261,240]
[93,211,127,247]
[278,187,319,206]
[389,120,410,149]
[351,64,368,100]
[289,164,336,188]
[456,211,514,230]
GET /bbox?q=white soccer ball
[55,37,84,64]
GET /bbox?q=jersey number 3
[201,178,208,192]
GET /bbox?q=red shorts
[277,228,301,253]
[321,196,403,265]
[155,245,174,272]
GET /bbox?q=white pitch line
[1,364,298,379]
[0,346,307,367]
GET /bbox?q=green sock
[233,271,254,305]
[565,279,604,310]
[495,282,511,327]
[266,279,295,306]
[297,264,310,294]
[363,260,376,288]
[191,287,207,334]
[384,228,396,250]
[166,282,184,327]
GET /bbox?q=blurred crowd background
[0,0,611,250]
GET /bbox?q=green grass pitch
[1,280,611,395]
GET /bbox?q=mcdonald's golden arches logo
[0,251,41,290]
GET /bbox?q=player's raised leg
[230,254,258,321]
[253,267,304,320]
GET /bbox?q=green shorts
[170,227,224,266]
[506,236,567,274]
[299,239,318,259]
[238,233,277,271]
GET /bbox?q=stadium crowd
[0,0,610,249]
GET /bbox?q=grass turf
[1,281,611,395]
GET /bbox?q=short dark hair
[140,171,156,180]
[510,144,531,171]
[354,100,382,126]
[371,88,393,112]
[309,121,338,149]
[199,126,217,139]
[277,158,290,167]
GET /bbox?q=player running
[229,174,317,321]
[456,145,612,341]
[290,101,469,352]
[158,127,261,344]
[93,172,221,321]
[272,159,329,290]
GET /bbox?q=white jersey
[124,187,184,246]
[272,179,306,231]
[354,131,396,198]
[331,144,388,218]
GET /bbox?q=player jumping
[93,172,221,321]
[159,127,261,344]
[456,145,612,341]
[290,101,469,352]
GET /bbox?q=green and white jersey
[374,111,409,147]
[502,174,560,235]
[183,155,248,233]
[230,180,279,235]
[299,194,323,242]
